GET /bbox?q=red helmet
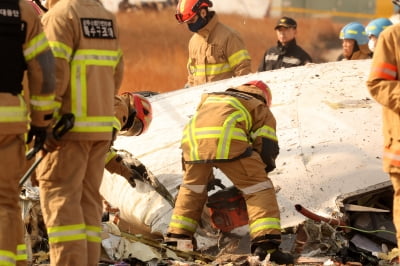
[119,92,152,136]
[175,0,213,23]
[244,80,272,107]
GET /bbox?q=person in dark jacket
[258,16,312,71]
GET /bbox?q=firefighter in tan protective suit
[366,1,400,258]
[165,81,294,264]
[175,0,252,87]
[36,0,124,265]
[105,92,153,186]
[0,1,55,265]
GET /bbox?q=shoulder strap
[0,0,26,95]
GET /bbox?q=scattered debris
[21,179,400,265]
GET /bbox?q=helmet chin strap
[33,0,48,12]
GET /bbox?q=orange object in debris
[206,186,249,232]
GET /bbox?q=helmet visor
[175,10,195,23]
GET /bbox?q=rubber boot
[251,240,294,264]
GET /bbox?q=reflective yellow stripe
[186,114,199,161]
[47,224,86,244]
[0,250,16,266]
[113,116,122,131]
[86,225,102,243]
[105,149,117,164]
[169,214,198,233]
[251,125,278,142]
[49,41,73,61]
[183,96,251,160]
[228,49,251,67]
[204,96,251,131]
[190,49,250,77]
[16,244,27,261]
[71,49,121,132]
[182,127,246,142]
[24,31,50,61]
[70,117,115,133]
[30,94,55,112]
[216,112,244,159]
[0,95,28,123]
[249,218,281,234]
[191,62,231,76]
[73,49,122,67]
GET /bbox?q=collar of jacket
[277,38,297,54]
[196,11,218,39]
[350,43,372,60]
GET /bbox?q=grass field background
[117,8,345,93]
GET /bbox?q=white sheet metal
[106,59,387,232]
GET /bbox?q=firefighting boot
[164,233,197,251]
[251,239,294,264]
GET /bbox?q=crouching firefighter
[105,92,153,187]
[0,0,55,265]
[165,81,295,264]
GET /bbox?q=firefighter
[36,0,124,265]
[367,1,400,259]
[105,92,153,187]
[337,22,371,61]
[0,1,55,265]
[165,80,294,264]
[365,18,392,53]
[175,0,251,87]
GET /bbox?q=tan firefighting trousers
[168,151,281,239]
[38,140,109,266]
[390,173,400,252]
[0,135,27,266]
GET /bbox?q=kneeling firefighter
[165,80,294,264]
[105,92,153,187]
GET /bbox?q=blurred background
[108,0,397,93]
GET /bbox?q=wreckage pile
[20,179,400,266]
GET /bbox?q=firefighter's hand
[43,129,62,152]
[26,126,47,159]
[130,162,147,179]
[265,159,276,173]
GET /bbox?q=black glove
[265,160,276,173]
[26,126,47,160]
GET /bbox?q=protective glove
[26,126,47,160]
[265,158,276,173]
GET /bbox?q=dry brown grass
[117,7,344,94]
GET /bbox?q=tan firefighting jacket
[41,0,124,141]
[367,23,400,173]
[181,85,279,171]
[0,0,55,135]
[350,43,372,60]
[187,12,252,87]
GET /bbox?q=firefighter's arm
[105,148,143,188]
[251,106,279,172]
[259,138,279,173]
[24,1,55,128]
[367,27,400,113]
[226,33,252,77]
